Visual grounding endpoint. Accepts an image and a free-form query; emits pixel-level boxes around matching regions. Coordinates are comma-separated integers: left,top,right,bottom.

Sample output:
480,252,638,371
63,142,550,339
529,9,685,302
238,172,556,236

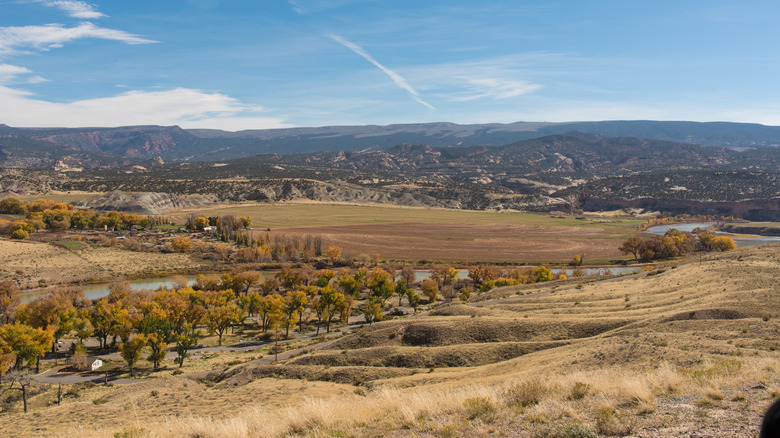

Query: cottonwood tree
406,289,421,313
16,291,77,352
421,279,439,303
119,334,147,378
0,323,53,371
205,296,244,347
173,324,199,368
327,246,343,264
367,268,395,306
316,287,344,333
0,280,20,324
232,271,261,296
395,278,411,306
283,290,308,336
362,297,384,324
258,294,285,332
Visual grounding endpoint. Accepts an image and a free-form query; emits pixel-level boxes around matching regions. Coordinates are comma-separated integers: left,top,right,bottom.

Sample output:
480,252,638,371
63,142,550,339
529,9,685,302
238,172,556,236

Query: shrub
505,378,546,407
553,424,598,438
594,406,634,436
463,397,496,422
10,229,28,239
569,381,590,400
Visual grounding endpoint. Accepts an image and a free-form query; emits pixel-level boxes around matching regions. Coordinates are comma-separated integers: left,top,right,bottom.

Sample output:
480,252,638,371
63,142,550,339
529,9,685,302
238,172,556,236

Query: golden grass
3,244,779,437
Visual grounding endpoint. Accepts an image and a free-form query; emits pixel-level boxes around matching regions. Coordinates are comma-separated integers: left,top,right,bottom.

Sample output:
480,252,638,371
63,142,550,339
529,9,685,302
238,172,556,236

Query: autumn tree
283,290,308,336
239,216,252,229
205,291,244,346
421,279,439,303
193,216,210,230
363,297,384,324
173,325,199,368
316,287,344,333
172,237,193,253
258,294,285,332
336,269,363,298
0,280,21,324
367,267,395,306
327,246,343,264
400,265,417,286
406,289,421,313
395,278,411,306
16,291,77,352
119,334,147,378
0,323,53,371
533,266,553,283
232,271,261,296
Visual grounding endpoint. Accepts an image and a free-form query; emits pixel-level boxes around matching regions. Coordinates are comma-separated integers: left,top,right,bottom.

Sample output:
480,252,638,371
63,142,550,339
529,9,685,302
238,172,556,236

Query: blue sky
1,0,779,130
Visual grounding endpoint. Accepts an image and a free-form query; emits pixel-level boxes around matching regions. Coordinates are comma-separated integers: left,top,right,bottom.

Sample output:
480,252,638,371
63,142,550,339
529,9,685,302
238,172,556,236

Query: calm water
24,264,641,304
21,275,200,303
645,222,780,247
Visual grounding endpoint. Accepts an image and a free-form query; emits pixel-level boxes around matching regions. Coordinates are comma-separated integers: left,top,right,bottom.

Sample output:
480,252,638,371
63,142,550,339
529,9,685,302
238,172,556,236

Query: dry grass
2,244,779,437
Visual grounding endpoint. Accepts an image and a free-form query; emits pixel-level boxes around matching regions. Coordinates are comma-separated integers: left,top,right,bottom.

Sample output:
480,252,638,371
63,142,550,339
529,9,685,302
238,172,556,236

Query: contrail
329,34,435,110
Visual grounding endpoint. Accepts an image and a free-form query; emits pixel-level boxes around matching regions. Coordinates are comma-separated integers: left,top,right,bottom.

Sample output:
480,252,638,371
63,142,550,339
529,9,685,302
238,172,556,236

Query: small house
203,226,217,234
87,357,103,371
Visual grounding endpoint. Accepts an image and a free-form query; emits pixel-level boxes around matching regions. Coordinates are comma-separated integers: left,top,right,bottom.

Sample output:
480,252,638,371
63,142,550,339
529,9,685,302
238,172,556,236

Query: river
645,222,780,247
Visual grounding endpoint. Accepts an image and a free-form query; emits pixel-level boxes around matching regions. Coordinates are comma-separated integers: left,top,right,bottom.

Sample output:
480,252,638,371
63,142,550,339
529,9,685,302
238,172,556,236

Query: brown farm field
172,202,643,263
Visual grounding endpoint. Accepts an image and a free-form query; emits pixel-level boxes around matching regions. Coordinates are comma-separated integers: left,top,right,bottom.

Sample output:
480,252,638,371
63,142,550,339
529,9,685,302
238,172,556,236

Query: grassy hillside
2,244,778,437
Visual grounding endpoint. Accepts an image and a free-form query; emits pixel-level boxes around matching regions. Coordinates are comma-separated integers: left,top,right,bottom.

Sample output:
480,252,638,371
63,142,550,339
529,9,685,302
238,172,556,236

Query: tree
4,370,33,412
421,279,439,303
239,216,252,229
336,269,363,298
70,346,88,371
711,236,737,252
618,237,643,260
395,278,410,306
533,266,553,283
193,216,210,230
119,334,147,378
0,338,15,380
316,287,344,333
16,291,77,353
171,237,193,253
0,323,53,371
283,290,308,336
0,280,20,324
327,246,343,264
0,197,25,214
400,265,417,286
258,294,285,332
205,292,244,346
146,333,168,370
173,326,199,368
367,267,395,306
335,295,354,325
406,289,421,313
232,271,261,296
363,297,384,324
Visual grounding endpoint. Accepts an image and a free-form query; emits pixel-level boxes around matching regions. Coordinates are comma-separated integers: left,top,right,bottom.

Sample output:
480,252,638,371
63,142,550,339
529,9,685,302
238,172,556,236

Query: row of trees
0,197,170,239
619,228,736,260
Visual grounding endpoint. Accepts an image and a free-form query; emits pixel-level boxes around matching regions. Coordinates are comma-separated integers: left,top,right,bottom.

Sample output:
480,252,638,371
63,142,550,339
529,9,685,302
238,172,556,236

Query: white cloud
329,34,435,110
0,86,291,130
0,64,32,83
40,1,106,19
0,22,156,56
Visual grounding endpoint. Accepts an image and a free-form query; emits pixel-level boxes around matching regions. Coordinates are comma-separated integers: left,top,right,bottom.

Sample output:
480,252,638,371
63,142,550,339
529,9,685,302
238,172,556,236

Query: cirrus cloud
39,1,106,19
0,22,156,56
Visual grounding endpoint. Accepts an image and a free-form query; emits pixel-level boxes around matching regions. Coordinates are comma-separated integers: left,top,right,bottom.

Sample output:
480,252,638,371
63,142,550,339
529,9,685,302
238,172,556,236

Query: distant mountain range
2,120,780,166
